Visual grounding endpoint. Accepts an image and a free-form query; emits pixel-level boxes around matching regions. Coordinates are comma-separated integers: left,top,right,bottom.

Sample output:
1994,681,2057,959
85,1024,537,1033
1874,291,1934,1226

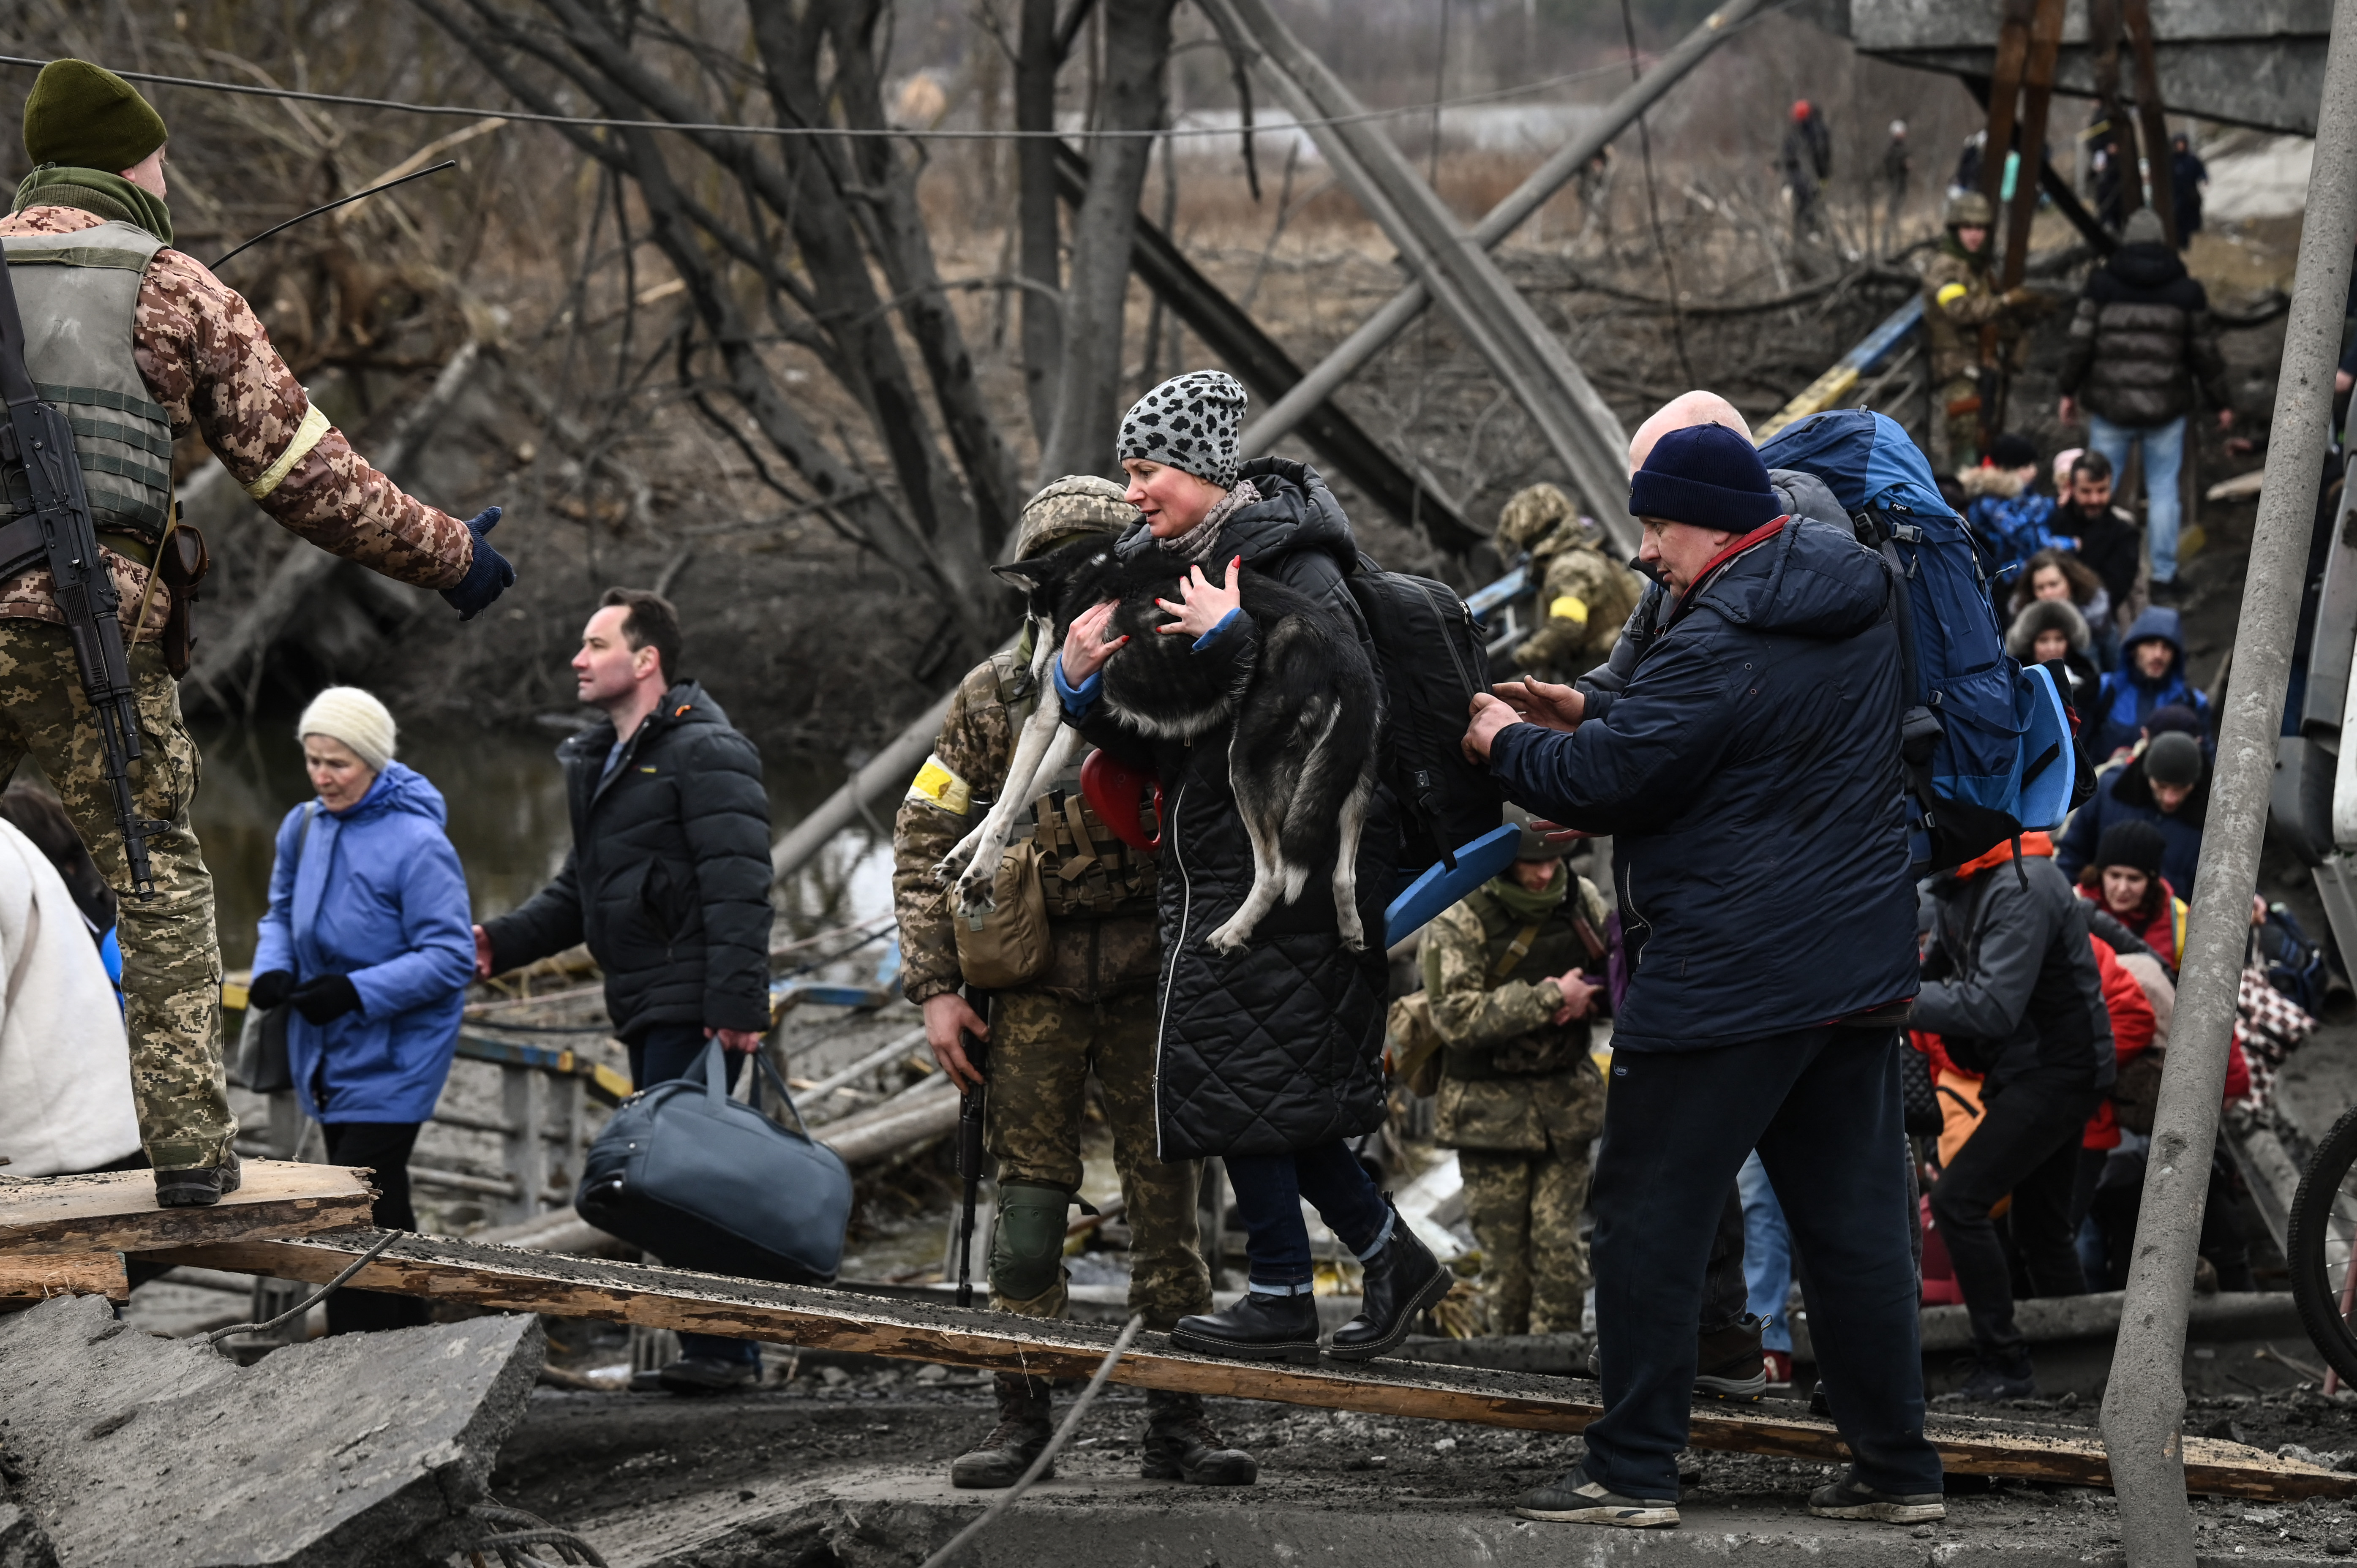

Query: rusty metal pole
2100,7,2357,1560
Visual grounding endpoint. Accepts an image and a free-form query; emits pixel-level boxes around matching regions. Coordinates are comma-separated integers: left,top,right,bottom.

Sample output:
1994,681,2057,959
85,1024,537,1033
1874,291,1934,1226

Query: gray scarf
1158,479,1260,565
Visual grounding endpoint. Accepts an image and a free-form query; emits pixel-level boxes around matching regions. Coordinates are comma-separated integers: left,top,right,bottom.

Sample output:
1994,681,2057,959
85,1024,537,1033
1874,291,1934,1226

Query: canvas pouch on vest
0,223,203,667
953,835,1053,988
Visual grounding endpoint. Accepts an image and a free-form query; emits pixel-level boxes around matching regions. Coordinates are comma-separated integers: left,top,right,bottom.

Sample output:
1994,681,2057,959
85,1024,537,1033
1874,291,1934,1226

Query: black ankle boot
949,1373,1054,1487
1328,1204,1451,1362
1142,1389,1258,1484
1171,1291,1321,1363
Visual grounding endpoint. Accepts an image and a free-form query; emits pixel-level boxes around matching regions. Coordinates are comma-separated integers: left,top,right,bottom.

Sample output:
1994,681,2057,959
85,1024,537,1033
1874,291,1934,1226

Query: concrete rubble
0,1293,542,1568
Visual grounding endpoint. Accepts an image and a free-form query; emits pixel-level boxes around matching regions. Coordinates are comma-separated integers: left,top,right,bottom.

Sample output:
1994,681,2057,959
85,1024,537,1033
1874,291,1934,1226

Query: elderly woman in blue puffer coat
250,686,474,1334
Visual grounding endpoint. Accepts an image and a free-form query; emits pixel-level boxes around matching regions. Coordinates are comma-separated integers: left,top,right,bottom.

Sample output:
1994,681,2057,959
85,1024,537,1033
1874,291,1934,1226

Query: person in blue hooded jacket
249,687,474,1334
2091,605,2209,760
1463,422,1942,1533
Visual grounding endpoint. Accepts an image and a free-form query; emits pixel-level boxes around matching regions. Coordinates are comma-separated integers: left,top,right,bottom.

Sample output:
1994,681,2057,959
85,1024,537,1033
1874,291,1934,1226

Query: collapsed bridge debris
127,1225,2357,1505
0,1293,541,1568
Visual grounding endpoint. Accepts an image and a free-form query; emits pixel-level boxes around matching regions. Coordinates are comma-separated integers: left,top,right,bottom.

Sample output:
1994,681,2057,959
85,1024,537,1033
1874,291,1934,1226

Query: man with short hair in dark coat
476,586,774,1392
1463,422,1943,1532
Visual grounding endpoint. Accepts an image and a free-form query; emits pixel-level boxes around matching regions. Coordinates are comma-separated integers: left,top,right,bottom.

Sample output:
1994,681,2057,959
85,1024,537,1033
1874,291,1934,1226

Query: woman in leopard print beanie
1054,370,1419,1367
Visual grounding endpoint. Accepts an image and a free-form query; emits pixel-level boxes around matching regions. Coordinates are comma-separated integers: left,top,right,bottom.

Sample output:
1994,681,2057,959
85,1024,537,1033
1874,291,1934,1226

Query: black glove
290,974,363,1025
247,969,294,1010
439,506,515,621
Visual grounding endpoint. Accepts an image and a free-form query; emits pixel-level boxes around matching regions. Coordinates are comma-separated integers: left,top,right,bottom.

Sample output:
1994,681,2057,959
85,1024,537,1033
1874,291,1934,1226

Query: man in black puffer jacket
2057,207,2233,598
477,588,773,1390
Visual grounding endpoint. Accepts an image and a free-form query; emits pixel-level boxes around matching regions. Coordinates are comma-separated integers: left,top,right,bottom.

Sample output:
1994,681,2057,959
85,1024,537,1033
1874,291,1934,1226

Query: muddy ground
488,1369,2357,1565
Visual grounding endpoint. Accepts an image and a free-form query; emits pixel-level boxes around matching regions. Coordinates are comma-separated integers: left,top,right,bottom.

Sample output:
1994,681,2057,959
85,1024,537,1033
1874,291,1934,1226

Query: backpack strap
1492,922,1547,982
1875,536,1945,832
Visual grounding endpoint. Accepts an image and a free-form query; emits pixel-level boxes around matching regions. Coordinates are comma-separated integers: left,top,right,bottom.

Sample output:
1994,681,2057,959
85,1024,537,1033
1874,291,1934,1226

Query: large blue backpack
1758,411,2090,874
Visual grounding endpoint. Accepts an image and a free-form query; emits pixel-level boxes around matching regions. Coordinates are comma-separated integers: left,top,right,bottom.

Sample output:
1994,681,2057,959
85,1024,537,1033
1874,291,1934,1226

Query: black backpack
1346,557,1504,871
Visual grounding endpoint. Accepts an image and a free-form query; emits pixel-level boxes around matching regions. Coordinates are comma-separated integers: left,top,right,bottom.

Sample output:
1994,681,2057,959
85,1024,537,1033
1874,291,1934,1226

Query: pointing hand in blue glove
441,506,515,621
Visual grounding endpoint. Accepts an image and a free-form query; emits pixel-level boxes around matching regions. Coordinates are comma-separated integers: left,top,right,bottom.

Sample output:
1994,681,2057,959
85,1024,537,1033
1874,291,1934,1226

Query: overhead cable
0,30,1788,144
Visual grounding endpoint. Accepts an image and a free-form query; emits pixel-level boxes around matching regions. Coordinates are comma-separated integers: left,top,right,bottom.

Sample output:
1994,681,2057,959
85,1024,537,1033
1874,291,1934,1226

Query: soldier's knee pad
989,1181,1072,1302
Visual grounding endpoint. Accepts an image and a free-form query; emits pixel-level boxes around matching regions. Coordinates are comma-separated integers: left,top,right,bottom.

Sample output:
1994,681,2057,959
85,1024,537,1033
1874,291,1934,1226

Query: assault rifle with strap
0,240,161,896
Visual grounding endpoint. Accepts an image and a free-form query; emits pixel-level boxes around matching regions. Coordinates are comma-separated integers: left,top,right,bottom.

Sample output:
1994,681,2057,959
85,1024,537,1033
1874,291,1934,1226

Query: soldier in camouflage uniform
1920,190,2046,475
1423,807,1609,1336
0,62,510,1205
1493,483,1641,684
893,475,1252,1490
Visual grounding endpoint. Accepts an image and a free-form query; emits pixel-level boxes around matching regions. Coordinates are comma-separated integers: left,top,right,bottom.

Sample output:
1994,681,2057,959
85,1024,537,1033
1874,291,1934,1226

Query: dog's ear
992,559,1049,593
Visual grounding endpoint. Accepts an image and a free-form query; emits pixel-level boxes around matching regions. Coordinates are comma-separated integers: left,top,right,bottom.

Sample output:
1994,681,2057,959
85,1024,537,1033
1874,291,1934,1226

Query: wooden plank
0,1161,376,1256
0,1250,127,1308
145,1230,2354,1503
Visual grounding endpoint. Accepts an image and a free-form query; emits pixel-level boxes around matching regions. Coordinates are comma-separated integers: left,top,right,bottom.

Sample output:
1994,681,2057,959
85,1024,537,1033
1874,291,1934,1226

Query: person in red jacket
2075,821,2185,970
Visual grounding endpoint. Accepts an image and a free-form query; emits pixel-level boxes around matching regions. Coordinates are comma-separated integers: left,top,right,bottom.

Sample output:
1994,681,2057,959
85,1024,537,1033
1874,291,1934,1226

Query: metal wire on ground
204,1230,402,1348
466,1503,608,1568
915,1315,1146,1568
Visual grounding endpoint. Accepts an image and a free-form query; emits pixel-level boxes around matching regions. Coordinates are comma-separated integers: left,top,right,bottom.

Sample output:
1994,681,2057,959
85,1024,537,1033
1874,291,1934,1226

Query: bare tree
1038,0,1180,479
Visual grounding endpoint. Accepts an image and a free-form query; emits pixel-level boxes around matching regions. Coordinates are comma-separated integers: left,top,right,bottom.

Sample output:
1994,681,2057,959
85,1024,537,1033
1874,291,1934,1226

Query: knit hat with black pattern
1117,370,1248,489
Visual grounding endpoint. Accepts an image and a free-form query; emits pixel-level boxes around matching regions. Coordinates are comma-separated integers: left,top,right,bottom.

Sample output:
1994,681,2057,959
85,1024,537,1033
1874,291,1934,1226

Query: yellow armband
243,403,330,500
1935,282,1970,310
907,753,973,816
1548,594,1590,626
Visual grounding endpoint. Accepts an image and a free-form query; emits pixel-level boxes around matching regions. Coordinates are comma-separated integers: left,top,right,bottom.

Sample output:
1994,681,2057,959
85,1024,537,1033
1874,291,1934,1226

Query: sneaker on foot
1936,1357,2034,1403
1514,1473,1679,1529
1692,1314,1768,1400
1808,1476,1946,1524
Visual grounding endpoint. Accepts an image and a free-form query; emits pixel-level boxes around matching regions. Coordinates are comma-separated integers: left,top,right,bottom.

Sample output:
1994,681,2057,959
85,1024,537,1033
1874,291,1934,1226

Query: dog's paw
930,852,970,887
1335,910,1367,952
1205,917,1254,953
954,872,997,915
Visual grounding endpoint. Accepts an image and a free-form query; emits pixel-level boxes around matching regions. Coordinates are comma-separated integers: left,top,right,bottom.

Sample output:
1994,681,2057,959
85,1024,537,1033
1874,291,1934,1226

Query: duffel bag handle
698,1035,817,1139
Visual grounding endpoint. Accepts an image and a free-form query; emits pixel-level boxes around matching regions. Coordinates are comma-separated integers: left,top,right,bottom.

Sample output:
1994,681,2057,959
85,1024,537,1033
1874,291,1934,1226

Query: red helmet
1792,99,1812,122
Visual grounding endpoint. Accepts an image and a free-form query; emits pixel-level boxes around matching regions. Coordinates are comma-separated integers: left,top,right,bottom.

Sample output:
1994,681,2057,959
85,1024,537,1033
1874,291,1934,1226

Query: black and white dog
936,535,1380,953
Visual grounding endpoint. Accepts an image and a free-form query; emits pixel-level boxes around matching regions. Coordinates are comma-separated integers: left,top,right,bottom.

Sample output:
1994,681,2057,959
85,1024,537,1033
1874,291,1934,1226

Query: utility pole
2100,5,2357,1560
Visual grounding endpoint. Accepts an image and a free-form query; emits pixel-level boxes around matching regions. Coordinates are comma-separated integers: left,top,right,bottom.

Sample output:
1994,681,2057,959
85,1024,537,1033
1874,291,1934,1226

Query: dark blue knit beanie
1627,423,1782,532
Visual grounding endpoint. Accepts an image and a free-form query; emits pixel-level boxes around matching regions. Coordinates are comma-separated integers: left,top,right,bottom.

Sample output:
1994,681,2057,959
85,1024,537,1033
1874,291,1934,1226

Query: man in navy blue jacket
1463,423,1942,1531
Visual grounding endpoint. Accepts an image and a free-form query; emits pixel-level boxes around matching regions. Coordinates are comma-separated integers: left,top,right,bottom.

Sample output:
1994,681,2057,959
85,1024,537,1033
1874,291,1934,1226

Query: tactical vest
1431,881,1601,1080
0,223,174,548
993,650,1158,920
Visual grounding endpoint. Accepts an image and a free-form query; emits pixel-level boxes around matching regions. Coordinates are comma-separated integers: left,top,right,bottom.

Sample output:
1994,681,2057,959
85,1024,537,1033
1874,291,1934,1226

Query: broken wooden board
0,1250,127,1308
0,1161,376,1256
147,1229,2352,1503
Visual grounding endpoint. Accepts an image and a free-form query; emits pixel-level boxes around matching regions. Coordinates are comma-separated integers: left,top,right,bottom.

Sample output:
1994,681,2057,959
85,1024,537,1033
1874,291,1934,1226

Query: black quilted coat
1083,458,1401,1160
2057,241,2231,428
482,683,774,1043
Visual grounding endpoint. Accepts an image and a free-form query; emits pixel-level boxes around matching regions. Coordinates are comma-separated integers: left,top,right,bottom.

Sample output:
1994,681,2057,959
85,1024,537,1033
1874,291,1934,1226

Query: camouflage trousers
1929,374,1982,476
1459,1143,1593,1336
985,985,1212,1332
0,619,234,1170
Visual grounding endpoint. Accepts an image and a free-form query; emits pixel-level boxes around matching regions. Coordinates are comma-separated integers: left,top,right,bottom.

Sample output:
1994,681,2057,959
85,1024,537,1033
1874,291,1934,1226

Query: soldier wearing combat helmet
1420,804,1610,1335
892,476,1253,1490
1920,188,2047,474
0,60,513,1207
1494,482,1640,684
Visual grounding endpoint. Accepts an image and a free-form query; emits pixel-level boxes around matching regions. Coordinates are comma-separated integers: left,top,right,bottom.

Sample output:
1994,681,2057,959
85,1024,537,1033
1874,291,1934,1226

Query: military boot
1141,1389,1258,1485
155,1150,242,1209
950,1373,1055,1488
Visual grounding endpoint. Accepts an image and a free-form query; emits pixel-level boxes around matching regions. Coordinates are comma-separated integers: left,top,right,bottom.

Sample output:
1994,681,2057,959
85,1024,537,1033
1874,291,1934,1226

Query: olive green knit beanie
23,59,166,174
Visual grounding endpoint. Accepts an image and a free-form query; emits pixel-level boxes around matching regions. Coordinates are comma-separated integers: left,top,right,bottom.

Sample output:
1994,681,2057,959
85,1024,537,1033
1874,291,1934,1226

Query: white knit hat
296,687,396,775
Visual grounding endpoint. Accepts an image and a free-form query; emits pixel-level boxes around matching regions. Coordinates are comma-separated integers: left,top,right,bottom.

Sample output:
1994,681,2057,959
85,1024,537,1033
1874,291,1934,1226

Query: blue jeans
630,1024,760,1367
1580,1028,1941,1502
1737,1151,1794,1354
2088,413,2187,584
1223,1142,1392,1294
